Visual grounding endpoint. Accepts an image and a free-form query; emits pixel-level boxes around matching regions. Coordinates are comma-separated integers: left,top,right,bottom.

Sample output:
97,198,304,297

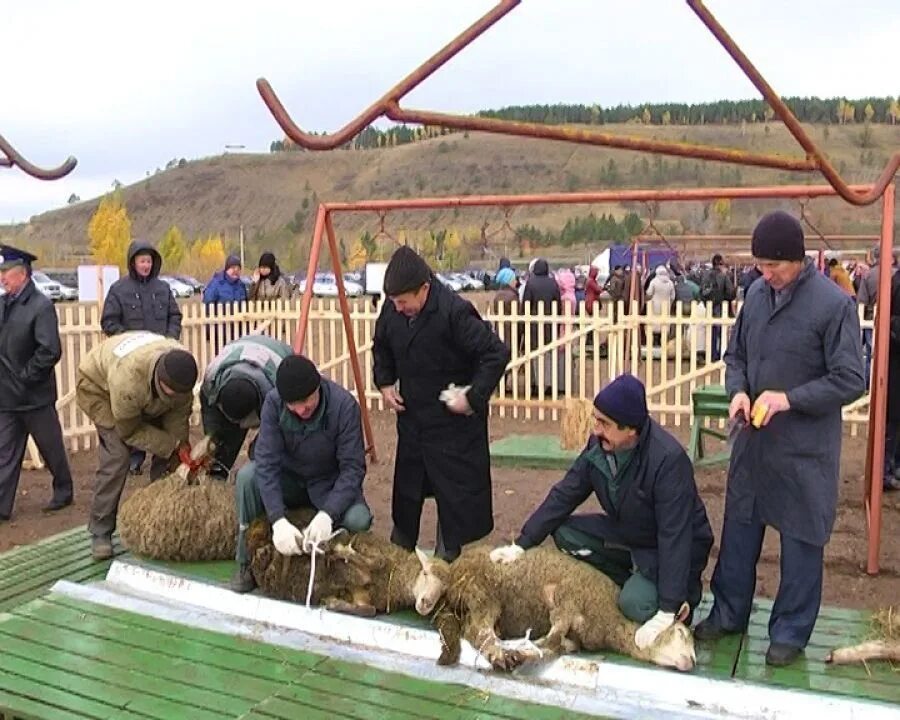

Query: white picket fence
43,297,874,458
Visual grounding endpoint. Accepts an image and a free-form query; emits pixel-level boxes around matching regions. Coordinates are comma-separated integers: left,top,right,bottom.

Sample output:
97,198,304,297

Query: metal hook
257,0,897,207
0,132,77,180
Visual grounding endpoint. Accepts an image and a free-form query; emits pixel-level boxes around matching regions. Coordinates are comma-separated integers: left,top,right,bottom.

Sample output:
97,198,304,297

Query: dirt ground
2,409,898,612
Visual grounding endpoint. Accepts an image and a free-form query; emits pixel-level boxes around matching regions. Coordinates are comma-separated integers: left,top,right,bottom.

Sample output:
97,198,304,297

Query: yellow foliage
347,239,368,270
181,235,227,280
158,225,186,271
88,192,131,271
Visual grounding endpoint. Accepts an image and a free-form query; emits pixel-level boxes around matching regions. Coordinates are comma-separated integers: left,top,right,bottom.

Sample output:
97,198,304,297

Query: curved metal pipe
0,133,77,180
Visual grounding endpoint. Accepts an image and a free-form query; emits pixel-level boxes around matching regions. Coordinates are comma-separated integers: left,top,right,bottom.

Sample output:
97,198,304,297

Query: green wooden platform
489,434,578,470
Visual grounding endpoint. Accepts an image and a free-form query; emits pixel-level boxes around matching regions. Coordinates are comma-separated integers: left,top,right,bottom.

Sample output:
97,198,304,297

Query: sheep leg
463,610,520,671
433,607,463,666
323,596,377,617
826,640,900,664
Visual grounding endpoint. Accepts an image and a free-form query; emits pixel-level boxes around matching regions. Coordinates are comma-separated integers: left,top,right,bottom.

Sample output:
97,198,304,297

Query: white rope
304,530,342,609
498,627,543,659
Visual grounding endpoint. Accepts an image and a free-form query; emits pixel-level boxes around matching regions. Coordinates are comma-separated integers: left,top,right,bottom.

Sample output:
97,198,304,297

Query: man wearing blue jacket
694,212,865,666
230,354,372,592
491,374,713,651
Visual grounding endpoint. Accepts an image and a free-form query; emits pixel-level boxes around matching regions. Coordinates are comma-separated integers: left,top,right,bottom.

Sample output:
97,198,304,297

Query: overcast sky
1,0,897,224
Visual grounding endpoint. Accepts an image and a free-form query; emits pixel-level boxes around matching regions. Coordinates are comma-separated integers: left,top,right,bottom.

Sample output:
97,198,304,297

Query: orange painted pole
866,184,894,575
293,205,327,354
324,214,377,463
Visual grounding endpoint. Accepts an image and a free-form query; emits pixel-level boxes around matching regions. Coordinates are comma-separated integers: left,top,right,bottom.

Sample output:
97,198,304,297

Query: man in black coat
694,212,865,667
0,246,73,521
491,374,713,650
521,258,561,394
101,239,182,475
374,246,510,561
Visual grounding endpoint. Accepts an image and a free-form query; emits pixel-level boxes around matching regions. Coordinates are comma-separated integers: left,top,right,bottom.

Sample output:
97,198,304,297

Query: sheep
560,399,595,450
415,546,696,673
245,510,444,617
826,606,899,665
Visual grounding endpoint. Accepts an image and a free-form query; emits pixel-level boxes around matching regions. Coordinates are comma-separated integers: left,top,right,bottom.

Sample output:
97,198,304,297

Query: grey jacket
101,240,182,338
725,259,865,546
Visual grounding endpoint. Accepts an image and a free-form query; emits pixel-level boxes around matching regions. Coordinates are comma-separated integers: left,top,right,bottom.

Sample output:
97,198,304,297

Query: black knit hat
156,350,198,393
220,378,259,421
751,211,805,262
276,355,321,402
258,252,276,269
593,374,648,430
383,246,431,296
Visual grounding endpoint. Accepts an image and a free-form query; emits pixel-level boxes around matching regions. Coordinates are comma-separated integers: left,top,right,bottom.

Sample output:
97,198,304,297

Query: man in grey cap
694,211,864,667
0,245,74,521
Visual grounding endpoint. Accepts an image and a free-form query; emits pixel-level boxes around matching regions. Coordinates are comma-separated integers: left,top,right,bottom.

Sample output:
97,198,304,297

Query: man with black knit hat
491,373,713,651
229,354,372,592
374,246,510,562
694,210,864,667
200,334,292,478
76,332,199,559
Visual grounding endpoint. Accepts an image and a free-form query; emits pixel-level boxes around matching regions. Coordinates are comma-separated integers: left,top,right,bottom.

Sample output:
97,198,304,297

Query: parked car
451,272,484,291
295,273,363,297
436,273,463,292
160,276,194,298
174,275,205,293
31,271,62,302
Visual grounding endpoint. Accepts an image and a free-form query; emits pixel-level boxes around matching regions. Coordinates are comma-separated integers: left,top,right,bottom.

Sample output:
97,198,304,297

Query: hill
3,120,898,271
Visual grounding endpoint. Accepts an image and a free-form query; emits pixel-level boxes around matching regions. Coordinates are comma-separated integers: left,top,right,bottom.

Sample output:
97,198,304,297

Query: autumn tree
88,192,132,271
182,235,227,280
159,225,187,271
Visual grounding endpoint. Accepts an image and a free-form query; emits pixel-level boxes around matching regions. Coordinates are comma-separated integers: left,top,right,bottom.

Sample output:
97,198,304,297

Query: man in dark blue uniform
0,245,73,521
491,374,713,650
694,212,865,666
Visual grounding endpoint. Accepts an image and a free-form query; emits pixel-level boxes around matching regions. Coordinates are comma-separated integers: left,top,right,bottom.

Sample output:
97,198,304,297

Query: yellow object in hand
751,402,768,428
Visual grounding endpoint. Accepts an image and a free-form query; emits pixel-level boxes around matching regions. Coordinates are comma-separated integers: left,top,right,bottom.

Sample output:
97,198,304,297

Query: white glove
439,383,473,416
301,510,333,554
272,517,304,556
489,544,525,564
634,610,676,649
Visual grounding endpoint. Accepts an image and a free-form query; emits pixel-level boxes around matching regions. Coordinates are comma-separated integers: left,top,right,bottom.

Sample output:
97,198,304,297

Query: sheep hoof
325,598,377,618
437,647,460,666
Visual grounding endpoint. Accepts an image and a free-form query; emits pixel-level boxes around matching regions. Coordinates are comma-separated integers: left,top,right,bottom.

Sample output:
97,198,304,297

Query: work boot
884,476,900,492
42,496,73,513
91,535,114,561
765,643,802,667
230,564,257,594
693,617,743,642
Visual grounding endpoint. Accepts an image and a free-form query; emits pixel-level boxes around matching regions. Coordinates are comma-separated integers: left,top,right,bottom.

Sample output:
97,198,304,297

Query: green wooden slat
132,557,236,584
0,633,258,718
0,561,115,613
265,691,423,720
0,669,139,720
0,549,115,594
0,526,90,565
0,686,97,720
241,696,351,720
0,537,113,587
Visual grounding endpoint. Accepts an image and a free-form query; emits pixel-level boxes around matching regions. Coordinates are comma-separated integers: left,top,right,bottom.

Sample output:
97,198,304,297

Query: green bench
688,384,731,467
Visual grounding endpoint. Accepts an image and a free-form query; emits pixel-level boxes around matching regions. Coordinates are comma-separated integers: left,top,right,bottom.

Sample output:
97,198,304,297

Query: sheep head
647,622,696,672
412,548,450,616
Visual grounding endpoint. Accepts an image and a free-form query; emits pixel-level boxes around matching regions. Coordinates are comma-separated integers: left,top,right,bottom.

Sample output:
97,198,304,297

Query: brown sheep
416,546,696,673
246,510,444,617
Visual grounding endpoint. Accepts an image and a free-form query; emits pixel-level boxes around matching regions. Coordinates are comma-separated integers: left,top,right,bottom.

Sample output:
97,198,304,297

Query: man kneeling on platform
490,374,713,649
230,354,373,593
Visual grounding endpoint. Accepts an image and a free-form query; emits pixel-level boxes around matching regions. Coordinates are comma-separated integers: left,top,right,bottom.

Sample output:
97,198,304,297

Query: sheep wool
560,399,595,450
827,606,899,664
118,472,237,561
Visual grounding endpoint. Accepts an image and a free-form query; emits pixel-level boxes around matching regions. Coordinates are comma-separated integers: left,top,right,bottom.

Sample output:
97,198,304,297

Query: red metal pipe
324,214,377,462
322,184,876,213
0,132,76,180
293,205,328,354
866,184,894,574
256,0,519,150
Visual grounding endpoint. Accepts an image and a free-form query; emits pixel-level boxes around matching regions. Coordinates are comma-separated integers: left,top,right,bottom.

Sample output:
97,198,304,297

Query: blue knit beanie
495,267,516,287
593,374,648,429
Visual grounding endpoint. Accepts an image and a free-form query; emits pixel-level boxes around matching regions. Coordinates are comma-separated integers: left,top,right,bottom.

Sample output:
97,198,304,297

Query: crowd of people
0,206,888,670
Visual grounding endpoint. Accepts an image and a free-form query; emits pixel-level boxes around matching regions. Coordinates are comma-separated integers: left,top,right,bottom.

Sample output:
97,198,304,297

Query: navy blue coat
253,379,366,523
203,271,247,305
725,259,865,546
517,420,713,614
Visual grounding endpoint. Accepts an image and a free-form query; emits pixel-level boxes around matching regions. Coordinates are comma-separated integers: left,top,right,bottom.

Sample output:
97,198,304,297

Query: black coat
101,240,182,338
0,280,61,412
889,271,900,423
373,279,510,549
517,420,713,614
521,260,561,346
725,259,865,546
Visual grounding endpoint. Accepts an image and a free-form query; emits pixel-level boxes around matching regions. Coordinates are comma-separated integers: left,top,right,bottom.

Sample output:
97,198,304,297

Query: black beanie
225,254,242,271
383,246,432,296
156,350,198,394
593,374,648,430
258,252,276,269
220,377,259,421
751,211,805,261
276,355,321,402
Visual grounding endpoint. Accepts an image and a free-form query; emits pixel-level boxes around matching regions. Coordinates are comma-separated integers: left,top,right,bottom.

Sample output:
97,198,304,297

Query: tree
642,107,652,125
712,198,731,230
661,110,671,126
88,192,131,270
185,235,227,279
67,193,80,205
159,225,187,270
864,103,875,122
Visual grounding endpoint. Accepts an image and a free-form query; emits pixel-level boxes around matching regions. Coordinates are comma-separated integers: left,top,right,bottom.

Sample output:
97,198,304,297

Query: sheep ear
676,602,690,623
414,547,431,570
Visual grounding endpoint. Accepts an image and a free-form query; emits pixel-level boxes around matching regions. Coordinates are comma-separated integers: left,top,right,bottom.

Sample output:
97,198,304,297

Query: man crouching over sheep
491,374,713,651
230,355,373,593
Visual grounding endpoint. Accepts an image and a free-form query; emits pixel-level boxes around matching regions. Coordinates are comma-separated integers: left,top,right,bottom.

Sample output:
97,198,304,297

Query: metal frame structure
0,132,76,180
289,183,894,574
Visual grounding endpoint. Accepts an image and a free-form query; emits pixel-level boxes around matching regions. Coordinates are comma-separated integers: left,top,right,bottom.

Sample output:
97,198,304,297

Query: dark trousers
0,406,73,518
883,420,900,485
705,509,824,648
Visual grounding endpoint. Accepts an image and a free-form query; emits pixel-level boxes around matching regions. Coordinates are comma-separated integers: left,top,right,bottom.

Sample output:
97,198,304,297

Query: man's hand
272,517,305,556
489,544,525,564
440,384,473,416
301,511,333,554
751,390,790,427
380,386,405,413
634,610,676,649
729,392,751,423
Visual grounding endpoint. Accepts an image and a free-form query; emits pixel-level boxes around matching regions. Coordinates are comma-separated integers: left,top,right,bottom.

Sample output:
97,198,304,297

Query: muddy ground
2,409,898,611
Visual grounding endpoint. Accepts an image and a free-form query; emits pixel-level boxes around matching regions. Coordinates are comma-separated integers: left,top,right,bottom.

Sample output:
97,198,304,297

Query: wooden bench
688,384,731,467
